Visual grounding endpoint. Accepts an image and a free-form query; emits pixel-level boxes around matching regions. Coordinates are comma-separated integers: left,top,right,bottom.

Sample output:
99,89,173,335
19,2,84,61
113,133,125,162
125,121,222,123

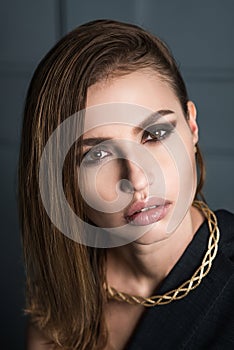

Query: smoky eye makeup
79,119,177,166
82,146,111,165
142,120,177,144
80,141,120,167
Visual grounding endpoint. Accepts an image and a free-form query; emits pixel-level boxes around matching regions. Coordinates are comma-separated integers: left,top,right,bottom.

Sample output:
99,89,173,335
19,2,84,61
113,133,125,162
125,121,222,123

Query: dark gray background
1,1,233,348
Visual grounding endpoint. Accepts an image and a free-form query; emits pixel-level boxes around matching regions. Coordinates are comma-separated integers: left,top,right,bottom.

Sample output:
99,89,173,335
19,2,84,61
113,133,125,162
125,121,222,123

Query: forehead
84,71,182,133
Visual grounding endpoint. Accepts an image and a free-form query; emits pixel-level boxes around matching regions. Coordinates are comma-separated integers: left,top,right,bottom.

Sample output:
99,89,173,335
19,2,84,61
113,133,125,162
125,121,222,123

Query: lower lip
126,203,171,226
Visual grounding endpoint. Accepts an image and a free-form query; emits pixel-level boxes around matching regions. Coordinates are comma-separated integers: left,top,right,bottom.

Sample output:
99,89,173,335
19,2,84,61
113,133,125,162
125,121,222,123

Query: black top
126,210,234,350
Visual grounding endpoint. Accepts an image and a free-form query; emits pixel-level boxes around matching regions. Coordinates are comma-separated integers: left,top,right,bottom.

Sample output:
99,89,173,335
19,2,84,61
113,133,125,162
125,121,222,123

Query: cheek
165,128,197,232
150,147,181,197
95,161,121,201
79,160,125,215
179,129,197,188
149,131,197,199
83,161,126,228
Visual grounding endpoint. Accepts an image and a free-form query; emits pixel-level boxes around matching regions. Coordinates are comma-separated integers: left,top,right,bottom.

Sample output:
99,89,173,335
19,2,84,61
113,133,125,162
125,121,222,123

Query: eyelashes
82,146,112,165
142,122,175,143
81,122,176,166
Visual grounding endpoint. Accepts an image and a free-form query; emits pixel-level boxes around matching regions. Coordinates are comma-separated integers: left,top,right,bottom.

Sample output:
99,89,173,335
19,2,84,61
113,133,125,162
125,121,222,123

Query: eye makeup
80,120,177,167
142,121,176,143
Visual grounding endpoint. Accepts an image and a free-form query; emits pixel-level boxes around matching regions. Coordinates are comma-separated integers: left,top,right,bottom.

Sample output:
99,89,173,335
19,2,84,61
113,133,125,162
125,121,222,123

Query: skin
83,69,205,349
27,69,205,350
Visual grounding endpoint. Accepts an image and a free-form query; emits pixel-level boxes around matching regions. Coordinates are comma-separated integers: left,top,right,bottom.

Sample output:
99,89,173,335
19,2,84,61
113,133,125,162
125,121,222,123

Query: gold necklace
105,201,220,307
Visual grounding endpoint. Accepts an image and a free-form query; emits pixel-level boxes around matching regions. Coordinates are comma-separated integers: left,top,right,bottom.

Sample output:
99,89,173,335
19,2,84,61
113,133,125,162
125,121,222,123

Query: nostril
119,179,134,193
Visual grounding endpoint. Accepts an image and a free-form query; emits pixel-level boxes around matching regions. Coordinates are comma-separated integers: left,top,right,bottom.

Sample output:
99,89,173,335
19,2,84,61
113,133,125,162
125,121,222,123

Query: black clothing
126,210,234,350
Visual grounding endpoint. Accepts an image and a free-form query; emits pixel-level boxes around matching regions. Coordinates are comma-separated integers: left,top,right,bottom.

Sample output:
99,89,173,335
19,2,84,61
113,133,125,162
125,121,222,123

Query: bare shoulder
27,323,56,350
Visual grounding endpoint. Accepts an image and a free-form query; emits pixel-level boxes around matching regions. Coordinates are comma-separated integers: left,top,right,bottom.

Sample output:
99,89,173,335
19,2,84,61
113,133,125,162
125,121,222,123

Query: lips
125,198,171,226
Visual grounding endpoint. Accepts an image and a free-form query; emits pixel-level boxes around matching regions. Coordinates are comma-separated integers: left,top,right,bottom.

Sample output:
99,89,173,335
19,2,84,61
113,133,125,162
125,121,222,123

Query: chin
133,225,173,245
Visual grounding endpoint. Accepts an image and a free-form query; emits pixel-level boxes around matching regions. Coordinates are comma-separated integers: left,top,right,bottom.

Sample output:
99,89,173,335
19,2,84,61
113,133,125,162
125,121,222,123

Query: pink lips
125,198,171,226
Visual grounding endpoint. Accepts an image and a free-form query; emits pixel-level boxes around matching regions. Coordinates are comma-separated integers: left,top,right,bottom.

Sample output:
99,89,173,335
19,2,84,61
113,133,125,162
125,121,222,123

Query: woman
19,19,234,349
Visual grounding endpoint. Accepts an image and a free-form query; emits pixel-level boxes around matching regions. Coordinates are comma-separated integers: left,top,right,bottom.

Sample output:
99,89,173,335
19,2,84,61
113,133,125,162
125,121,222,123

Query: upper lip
125,197,171,218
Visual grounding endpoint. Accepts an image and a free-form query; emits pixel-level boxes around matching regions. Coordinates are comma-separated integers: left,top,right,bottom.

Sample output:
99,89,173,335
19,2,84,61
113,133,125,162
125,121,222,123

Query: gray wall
1,1,233,348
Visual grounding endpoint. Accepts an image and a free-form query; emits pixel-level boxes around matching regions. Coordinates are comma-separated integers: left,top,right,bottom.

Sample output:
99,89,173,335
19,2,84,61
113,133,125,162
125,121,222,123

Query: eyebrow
82,109,175,147
133,109,175,135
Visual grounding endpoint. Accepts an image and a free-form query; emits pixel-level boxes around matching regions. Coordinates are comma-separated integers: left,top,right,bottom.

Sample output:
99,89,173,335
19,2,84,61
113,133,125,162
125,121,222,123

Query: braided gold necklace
105,201,220,307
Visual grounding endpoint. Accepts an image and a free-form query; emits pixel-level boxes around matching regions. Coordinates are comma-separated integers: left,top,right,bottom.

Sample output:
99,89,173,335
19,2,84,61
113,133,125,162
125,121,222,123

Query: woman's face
78,70,198,245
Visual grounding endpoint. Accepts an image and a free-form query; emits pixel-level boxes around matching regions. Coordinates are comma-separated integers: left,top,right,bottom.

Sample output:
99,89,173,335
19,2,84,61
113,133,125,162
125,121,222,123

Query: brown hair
18,19,205,349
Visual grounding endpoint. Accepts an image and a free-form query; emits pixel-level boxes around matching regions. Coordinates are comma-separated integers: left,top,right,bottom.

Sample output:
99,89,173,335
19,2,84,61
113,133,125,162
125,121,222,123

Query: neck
106,206,204,297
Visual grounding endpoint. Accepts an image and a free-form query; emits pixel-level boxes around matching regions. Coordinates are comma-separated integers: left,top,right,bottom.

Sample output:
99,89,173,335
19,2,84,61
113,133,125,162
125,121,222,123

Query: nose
119,159,154,194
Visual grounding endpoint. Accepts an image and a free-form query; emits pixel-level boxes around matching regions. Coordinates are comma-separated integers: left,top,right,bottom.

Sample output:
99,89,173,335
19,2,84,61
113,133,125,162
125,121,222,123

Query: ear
187,101,199,145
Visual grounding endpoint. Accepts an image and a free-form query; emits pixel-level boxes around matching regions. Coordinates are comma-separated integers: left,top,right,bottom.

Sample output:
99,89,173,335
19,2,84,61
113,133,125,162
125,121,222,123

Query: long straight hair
18,19,205,349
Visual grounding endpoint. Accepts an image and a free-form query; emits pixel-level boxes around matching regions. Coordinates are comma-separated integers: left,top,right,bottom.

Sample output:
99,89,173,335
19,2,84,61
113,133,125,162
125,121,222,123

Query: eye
82,147,111,165
142,123,175,143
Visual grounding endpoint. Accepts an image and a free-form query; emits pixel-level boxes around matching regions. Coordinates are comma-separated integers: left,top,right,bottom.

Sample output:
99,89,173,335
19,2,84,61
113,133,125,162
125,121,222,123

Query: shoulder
215,209,234,263
27,323,56,350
